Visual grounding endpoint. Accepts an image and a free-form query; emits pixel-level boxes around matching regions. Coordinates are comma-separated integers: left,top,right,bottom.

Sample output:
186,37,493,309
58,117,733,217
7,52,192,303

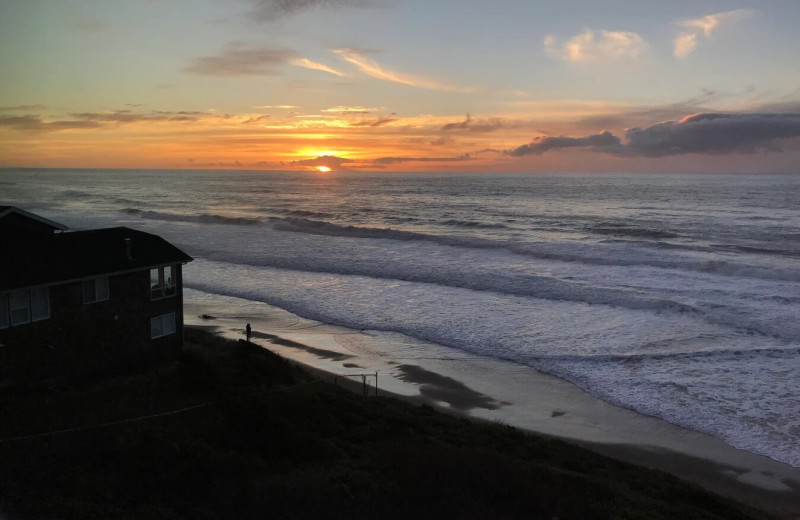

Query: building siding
0,264,184,385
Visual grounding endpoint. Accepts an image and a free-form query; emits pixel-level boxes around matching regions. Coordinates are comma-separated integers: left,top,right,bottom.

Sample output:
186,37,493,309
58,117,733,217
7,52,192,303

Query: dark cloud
624,113,800,157
442,113,506,133
0,110,216,133
506,131,620,157
442,113,472,130
370,154,470,164
185,43,295,76
0,104,46,111
71,110,208,123
0,115,101,133
506,112,800,158
248,0,371,22
292,155,352,168
350,116,398,127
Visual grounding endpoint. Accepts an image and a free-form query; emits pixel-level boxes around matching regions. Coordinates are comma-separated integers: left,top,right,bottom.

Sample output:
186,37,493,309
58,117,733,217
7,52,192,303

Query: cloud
545,29,647,62
350,116,398,127
290,58,345,76
185,43,295,76
0,115,101,133
506,131,621,156
292,155,351,169
505,112,800,158
673,32,697,58
332,48,476,92
0,109,222,133
0,104,47,112
248,0,370,22
442,113,472,130
674,9,755,58
624,113,800,156
442,113,506,133
370,154,470,165
321,106,377,113
680,9,754,37
255,105,299,109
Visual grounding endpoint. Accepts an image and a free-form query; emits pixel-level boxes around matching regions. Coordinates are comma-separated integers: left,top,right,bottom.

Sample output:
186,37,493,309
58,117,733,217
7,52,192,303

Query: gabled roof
1,226,193,291
0,206,68,232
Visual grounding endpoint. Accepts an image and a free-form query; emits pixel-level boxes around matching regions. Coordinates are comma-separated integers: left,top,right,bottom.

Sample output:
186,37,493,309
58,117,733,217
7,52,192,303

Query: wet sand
184,288,800,515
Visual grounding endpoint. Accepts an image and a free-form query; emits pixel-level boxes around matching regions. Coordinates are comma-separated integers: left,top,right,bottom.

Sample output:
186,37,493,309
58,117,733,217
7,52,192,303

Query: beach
184,287,800,514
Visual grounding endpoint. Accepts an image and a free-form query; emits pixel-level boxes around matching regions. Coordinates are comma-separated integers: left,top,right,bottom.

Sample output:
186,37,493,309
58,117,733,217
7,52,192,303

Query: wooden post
375,372,378,396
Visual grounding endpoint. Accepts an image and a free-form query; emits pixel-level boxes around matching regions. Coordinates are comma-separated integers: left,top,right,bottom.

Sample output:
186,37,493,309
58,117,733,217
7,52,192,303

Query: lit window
83,277,109,304
9,290,30,326
151,266,176,300
151,312,176,338
0,293,8,329
30,287,50,321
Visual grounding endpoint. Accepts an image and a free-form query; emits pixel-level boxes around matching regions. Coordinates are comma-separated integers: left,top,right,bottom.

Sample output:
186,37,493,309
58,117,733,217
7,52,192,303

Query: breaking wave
121,208,261,226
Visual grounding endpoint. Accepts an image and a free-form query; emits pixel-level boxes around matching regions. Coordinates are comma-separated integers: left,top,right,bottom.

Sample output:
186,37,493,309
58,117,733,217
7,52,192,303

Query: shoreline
184,288,800,515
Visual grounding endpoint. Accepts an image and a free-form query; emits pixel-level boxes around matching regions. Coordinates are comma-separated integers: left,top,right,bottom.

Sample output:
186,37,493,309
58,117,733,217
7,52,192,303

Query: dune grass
0,329,774,519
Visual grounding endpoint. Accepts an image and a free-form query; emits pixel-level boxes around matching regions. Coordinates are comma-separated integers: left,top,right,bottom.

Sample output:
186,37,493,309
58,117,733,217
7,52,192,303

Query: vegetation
0,329,773,519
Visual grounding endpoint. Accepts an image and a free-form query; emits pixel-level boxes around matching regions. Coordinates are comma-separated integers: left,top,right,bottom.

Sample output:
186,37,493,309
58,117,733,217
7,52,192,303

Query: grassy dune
0,329,774,519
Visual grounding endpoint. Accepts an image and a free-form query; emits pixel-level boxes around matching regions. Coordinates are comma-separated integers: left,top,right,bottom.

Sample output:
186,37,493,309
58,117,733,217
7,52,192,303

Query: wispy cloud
506,112,800,158
545,29,647,62
321,106,378,113
674,9,755,58
247,0,371,22
0,115,101,133
0,109,221,133
0,104,47,112
290,57,345,76
185,43,295,76
369,154,470,165
255,105,299,110
332,48,476,93
442,113,506,133
350,116,398,127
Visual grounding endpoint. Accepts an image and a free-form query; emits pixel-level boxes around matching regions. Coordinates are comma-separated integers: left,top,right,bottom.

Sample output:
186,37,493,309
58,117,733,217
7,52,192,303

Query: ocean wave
283,209,333,219
588,222,680,239
527,345,800,364
61,189,93,199
441,219,507,229
120,208,261,226
266,217,800,283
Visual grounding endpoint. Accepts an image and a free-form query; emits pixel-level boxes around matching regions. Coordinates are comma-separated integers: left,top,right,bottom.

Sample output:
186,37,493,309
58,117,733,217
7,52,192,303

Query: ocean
2,168,799,467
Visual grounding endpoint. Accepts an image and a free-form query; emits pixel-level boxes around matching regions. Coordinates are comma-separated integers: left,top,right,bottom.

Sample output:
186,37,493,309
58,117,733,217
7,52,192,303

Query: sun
315,166,331,173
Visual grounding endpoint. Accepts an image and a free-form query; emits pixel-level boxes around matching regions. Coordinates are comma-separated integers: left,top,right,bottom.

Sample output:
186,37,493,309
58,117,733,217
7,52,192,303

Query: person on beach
246,323,252,342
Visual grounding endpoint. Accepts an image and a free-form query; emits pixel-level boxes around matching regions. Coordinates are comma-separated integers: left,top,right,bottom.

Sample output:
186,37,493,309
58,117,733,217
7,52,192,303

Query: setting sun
316,166,331,172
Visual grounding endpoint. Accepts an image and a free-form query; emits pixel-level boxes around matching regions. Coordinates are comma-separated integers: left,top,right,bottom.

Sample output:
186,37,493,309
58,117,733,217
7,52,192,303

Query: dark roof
0,206,69,232
1,226,193,291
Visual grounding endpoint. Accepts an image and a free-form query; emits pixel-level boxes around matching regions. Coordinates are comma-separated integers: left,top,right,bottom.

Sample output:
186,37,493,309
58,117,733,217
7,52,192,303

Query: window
30,288,50,321
0,294,8,329
9,290,30,326
163,265,176,297
151,312,176,339
83,277,109,304
151,266,176,300
0,288,51,327
150,268,161,299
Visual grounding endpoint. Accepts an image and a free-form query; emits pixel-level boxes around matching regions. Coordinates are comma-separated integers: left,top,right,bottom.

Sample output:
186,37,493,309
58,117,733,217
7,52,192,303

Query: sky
1,0,800,173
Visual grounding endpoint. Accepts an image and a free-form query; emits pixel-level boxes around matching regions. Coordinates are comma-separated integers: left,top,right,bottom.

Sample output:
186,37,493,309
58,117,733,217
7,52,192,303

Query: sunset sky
2,0,800,173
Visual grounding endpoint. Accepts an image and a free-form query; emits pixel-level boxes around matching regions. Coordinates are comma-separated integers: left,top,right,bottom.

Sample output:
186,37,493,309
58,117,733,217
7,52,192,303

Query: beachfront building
0,206,192,385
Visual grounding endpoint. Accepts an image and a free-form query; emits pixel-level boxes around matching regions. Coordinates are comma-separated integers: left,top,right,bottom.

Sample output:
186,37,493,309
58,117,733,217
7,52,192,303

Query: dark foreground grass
0,329,773,519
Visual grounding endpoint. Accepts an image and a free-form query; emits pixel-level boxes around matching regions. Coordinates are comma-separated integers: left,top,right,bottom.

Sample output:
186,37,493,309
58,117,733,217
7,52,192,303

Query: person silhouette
246,323,252,342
